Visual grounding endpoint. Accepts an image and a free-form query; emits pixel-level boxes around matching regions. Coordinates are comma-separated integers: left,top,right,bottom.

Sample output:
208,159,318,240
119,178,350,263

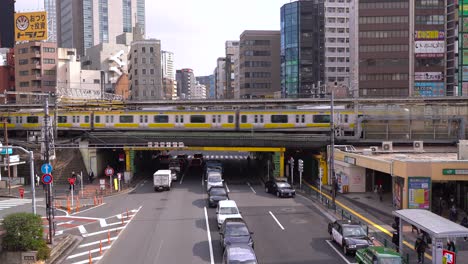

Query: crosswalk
0,198,44,211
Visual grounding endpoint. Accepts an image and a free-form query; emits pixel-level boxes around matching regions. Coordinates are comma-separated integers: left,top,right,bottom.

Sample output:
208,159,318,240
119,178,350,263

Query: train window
313,115,331,123
72,116,76,123
180,115,184,123
344,114,349,123
58,116,67,123
154,115,169,123
27,116,39,123
76,116,80,123
212,115,216,123
302,115,305,123
140,115,143,123
85,116,90,123
218,115,221,123
145,115,148,123
119,116,134,123
95,116,101,123
254,115,258,123
241,115,247,123
271,115,288,123
260,115,264,123
105,116,109,123
190,115,205,123
110,116,114,123
228,115,234,123
175,115,179,123
15,117,21,123
295,115,299,123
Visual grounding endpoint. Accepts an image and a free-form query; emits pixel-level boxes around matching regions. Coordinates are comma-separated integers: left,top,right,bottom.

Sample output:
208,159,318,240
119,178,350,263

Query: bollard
100,240,102,254
89,250,92,264
107,230,111,244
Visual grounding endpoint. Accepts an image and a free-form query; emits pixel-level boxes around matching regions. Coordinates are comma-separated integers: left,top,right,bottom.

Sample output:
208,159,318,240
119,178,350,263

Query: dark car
190,158,203,167
222,244,258,264
219,218,254,250
264,180,296,198
328,220,374,255
208,186,229,207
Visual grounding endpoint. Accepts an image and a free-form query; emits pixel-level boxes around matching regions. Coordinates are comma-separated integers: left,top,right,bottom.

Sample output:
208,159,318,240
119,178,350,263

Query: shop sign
408,177,431,210
414,82,445,97
443,169,468,175
344,156,356,165
414,72,443,81
14,11,48,41
415,41,444,54
414,30,445,40
463,17,468,30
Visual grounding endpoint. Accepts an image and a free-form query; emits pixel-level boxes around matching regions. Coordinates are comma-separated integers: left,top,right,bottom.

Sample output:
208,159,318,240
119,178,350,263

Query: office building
215,58,226,99
280,0,325,98
161,51,175,80
15,42,58,103
128,39,163,100
57,0,145,56
0,0,14,48
0,48,15,103
176,69,196,99
239,30,281,98
225,41,239,99
45,0,57,42
192,82,207,99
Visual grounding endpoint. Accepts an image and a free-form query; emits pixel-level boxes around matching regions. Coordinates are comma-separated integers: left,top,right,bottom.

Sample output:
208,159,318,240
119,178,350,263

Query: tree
2,212,44,251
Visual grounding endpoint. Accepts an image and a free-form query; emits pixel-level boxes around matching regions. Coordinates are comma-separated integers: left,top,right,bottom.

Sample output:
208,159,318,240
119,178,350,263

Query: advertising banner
415,72,443,81
414,82,445,97
415,41,445,55
408,177,431,210
392,176,404,210
415,30,445,40
463,66,468,81
14,11,48,41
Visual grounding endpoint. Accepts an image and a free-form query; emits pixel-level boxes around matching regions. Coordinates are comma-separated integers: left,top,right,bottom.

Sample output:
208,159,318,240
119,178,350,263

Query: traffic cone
94,196,97,206
89,250,92,263
100,240,102,255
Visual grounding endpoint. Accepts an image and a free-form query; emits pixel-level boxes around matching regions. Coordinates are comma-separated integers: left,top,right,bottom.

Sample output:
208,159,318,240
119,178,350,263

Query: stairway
51,149,89,184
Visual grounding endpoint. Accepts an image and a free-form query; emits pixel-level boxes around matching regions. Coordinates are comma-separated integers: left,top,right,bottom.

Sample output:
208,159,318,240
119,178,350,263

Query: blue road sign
0,148,12,155
41,163,53,174
41,174,53,185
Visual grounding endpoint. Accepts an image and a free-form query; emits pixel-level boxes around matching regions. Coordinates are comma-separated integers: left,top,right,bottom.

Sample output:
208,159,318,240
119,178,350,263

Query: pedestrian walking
449,205,458,222
414,236,427,264
88,170,94,184
35,174,40,187
378,185,384,202
447,239,456,252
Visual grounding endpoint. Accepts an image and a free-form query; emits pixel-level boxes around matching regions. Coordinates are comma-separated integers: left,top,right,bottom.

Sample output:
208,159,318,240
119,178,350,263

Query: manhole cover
160,198,168,201
291,218,308,224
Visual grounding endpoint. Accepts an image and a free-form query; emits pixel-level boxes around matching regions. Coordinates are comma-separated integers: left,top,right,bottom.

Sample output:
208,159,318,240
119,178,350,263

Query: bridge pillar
125,149,131,171
279,151,284,177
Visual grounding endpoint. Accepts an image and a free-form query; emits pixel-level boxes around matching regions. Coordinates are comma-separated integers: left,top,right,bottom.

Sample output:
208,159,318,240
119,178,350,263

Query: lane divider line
225,183,230,193
99,219,107,228
246,182,256,194
325,240,357,264
269,211,285,230
204,207,215,264
78,236,118,248
77,225,88,235
72,203,107,216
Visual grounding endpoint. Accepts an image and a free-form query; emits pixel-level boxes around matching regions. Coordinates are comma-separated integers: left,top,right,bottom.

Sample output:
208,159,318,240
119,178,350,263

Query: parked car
190,158,203,167
208,186,229,207
217,200,242,228
206,171,223,192
219,218,254,249
355,246,402,264
328,220,374,255
222,244,258,264
264,180,296,198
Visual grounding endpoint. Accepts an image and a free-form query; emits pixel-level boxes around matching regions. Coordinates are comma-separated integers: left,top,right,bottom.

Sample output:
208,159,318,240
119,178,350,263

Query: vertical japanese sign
408,177,431,210
459,1,468,95
14,11,48,42
393,176,404,210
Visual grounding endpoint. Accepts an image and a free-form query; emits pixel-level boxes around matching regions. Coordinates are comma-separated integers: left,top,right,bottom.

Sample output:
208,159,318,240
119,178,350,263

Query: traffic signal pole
44,98,54,244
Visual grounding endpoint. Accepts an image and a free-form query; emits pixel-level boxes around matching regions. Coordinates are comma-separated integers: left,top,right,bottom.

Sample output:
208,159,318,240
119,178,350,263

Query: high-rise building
161,51,175,80
45,0,57,42
215,58,226,99
350,0,452,97
192,82,207,99
239,30,281,98
281,0,325,98
176,69,196,99
57,0,145,56
0,0,14,48
128,39,163,100
15,42,58,103
196,75,212,99
225,41,239,99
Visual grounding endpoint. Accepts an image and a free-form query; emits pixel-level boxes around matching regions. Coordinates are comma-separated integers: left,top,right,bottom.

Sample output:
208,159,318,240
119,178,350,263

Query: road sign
41,163,53,174
41,174,53,185
68,177,76,185
105,167,114,177
117,173,122,180
443,249,455,264
0,148,12,155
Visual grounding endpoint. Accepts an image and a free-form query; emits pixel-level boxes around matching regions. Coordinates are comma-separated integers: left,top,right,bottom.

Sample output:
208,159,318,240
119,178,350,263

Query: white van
153,170,172,192
216,200,242,228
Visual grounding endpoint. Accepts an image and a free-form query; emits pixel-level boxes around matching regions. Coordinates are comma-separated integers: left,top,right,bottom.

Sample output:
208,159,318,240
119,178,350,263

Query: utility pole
44,98,54,244
330,82,336,208
3,118,11,195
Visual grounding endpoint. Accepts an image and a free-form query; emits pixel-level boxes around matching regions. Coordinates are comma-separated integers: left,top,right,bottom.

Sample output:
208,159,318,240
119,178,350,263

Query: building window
134,69,138,75
150,69,154,74
44,59,55,64
19,59,29,65
150,47,154,53
43,47,56,53
150,57,154,63
20,81,29,87
44,70,56,75
18,48,28,54
43,81,56,86
142,69,147,75
359,16,408,24
19,70,29,76
142,58,146,63
142,47,146,53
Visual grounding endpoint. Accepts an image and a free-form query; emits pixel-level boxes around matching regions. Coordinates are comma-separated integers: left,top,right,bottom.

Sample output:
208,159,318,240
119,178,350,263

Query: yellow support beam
123,146,286,152
125,150,131,171
280,152,284,177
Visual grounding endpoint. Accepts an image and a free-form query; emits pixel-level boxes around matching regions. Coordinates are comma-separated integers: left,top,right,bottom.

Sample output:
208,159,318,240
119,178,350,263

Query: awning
393,209,468,238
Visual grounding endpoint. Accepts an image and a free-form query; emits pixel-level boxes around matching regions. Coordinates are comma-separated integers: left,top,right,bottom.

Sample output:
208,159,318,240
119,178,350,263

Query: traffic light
298,159,304,172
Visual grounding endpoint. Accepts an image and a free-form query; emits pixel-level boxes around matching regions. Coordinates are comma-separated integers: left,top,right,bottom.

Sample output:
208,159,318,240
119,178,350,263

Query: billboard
414,72,443,81
414,82,445,97
407,177,431,210
415,41,444,54
14,11,48,42
414,30,445,40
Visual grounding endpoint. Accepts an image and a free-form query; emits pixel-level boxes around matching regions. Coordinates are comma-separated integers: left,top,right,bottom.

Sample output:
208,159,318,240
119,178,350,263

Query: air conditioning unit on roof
370,146,378,152
382,141,393,152
413,141,424,152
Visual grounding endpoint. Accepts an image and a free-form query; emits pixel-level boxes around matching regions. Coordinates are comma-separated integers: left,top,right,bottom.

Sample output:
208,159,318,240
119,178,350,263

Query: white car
216,200,242,228
206,171,223,192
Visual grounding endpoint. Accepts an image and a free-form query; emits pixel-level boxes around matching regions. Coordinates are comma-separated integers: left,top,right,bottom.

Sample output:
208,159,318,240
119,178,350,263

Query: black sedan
265,180,296,198
207,186,228,207
219,218,254,249
328,220,374,255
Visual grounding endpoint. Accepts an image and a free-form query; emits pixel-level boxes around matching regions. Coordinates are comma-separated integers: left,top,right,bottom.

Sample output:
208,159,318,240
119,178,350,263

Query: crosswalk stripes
0,198,44,211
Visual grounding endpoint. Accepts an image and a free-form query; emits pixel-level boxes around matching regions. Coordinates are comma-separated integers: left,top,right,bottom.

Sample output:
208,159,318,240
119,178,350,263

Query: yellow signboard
14,11,48,42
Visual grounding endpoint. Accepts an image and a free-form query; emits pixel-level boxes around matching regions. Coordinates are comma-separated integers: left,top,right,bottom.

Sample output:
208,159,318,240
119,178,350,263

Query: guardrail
300,182,410,264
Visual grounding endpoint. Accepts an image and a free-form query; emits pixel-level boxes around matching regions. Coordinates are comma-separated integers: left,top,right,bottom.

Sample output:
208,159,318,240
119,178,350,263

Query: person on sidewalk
378,185,384,202
415,236,427,264
88,170,94,184
411,225,420,235
449,205,458,222
35,174,40,187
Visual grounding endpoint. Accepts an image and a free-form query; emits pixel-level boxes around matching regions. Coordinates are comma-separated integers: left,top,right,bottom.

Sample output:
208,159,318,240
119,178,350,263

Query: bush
2,212,44,251
36,243,51,260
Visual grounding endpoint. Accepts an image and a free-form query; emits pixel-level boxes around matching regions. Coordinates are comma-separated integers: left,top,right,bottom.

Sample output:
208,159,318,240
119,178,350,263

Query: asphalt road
63,154,348,264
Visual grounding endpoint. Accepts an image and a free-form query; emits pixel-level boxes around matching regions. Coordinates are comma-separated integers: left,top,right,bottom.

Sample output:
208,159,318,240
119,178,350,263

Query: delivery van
153,170,172,191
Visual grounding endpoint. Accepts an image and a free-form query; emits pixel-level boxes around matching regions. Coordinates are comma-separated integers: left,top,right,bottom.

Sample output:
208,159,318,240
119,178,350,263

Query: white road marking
179,172,186,184
247,182,256,194
225,183,230,193
99,219,108,228
55,230,63,236
106,220,130,227
204,207,215,264
116,214,135,219
325,240,357,264
78,236,118,248
269,211,285,230
67,246,111,259
71,256,102,264
82,226,125,238
155,239,164,262
71,203,106,215
57,221,73,226
77,225,88,235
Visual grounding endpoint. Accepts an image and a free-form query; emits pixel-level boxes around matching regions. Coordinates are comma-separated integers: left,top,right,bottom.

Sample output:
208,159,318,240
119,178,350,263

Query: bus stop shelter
393,209,468,264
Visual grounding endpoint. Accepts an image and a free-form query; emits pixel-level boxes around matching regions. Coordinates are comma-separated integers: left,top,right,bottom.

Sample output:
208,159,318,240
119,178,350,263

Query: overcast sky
15,0,288,76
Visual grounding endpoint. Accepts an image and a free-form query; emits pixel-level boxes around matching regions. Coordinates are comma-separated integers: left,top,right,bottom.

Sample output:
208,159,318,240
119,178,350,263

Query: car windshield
276,182,291,188
208,176,222,182
343,226,367,237
219,207,239,214
379,257,402,264
210,188,226,196
225,224,250,236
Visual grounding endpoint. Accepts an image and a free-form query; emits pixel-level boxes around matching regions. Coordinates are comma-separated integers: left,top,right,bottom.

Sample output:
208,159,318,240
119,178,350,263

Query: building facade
281,1,325,98
176,69,196,99
128,39,163,100
196,75,212,99
57,0,145,56
0,0,14,48
239,30,281,98
192,82,207,99
225,41,239,99
15,42,58,103
45,0,57,42
161,51,175,80
162,77,177,100
215,58,226,99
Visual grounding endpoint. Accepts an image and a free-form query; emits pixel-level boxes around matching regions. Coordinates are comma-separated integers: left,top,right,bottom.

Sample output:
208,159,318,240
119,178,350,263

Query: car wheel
343,245,348,255
276,191,280,197
265,187,269,193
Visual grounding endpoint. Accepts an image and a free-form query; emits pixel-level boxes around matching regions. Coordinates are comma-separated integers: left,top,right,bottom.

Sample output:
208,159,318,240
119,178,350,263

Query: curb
46,234,83,264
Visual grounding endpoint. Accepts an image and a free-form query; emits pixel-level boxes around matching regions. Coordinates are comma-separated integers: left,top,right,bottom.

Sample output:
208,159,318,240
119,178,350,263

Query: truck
153,170,172,191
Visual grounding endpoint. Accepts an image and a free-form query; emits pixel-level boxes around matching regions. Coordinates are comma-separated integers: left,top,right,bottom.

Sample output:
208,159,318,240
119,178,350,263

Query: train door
212,114,222,129
174,114,185,129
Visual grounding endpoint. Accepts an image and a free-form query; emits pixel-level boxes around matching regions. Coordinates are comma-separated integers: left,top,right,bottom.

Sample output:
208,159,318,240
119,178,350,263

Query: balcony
32,51,41,58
